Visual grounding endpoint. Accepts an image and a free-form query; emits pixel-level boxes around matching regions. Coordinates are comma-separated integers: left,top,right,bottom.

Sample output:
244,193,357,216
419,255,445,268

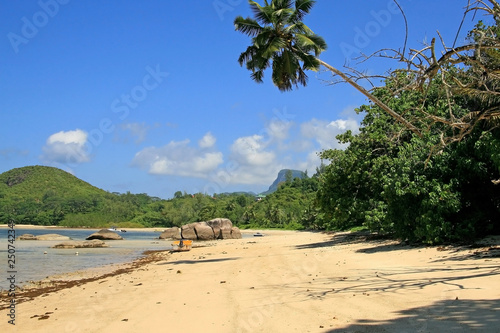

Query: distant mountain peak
260,169,307,195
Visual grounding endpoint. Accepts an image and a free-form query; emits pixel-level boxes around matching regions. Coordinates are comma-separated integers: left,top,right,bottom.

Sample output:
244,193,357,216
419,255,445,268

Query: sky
0,0,483,199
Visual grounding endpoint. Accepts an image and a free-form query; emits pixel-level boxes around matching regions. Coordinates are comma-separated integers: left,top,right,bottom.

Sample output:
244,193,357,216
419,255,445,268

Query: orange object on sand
171,240,192,251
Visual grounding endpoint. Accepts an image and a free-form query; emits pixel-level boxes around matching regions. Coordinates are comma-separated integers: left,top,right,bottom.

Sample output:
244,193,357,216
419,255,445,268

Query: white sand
1,230,499,332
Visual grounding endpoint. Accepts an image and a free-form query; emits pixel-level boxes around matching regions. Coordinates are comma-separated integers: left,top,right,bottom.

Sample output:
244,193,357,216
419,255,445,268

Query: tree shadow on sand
295,231,407,252
326,298,500,332
295,232,500,258
258,264,500,304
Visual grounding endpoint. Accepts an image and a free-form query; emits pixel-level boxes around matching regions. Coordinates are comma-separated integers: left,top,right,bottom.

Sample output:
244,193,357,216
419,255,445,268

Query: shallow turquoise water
0,227,169,289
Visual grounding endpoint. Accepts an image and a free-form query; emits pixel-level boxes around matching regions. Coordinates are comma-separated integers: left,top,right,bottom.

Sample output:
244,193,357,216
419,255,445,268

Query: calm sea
0,227,170,290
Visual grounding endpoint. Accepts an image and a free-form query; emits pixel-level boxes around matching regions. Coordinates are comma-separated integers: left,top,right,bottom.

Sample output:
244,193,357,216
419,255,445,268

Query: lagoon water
0,227,170,290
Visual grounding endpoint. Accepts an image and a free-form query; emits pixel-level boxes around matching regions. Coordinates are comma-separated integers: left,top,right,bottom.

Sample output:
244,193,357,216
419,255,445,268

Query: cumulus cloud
130,116,360,190
223,135,282,185
41,129,90,164
132,133,223,178
198,132,216,148
266,117,293,141
301,118,359,150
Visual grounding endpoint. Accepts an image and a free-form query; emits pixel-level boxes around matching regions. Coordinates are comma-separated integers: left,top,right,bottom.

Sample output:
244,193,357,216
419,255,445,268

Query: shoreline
1,230,499,332
0,224,166,233
0,249,172,311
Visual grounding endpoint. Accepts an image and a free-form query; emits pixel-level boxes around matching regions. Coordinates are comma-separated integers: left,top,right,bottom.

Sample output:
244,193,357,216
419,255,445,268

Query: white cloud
41,129,90,164
131,117,360,190
301,118,359,150
266,117,293,141
132,135,223,178
198,132,216,148
223,135,282,185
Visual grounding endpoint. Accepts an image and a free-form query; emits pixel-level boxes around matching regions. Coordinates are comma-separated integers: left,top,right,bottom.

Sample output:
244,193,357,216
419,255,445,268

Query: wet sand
1,230,499,332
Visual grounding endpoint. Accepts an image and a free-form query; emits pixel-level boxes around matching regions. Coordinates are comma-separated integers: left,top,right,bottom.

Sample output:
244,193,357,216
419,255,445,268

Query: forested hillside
0,166,318,230
0,166,161,227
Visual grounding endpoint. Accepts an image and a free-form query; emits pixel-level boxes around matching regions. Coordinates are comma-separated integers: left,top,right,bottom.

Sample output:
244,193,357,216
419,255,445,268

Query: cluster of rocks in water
16,218,241,249
17,234,72,241
159,218,242,240
52,239,108,248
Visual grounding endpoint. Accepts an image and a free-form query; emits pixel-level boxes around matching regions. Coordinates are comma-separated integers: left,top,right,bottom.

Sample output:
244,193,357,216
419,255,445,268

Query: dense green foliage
0,166,318,230
316,71,500,243
0,166,163,228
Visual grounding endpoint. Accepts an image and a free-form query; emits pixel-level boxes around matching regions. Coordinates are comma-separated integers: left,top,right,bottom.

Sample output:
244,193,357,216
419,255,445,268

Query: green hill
0,165,107,199
0,166,151,227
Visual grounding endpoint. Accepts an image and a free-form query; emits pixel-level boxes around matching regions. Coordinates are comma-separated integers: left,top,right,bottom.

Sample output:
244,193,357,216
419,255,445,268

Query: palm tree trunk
318,59,422,137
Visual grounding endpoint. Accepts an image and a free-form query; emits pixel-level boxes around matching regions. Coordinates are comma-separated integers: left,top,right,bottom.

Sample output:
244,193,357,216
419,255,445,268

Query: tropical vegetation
1,1,498,245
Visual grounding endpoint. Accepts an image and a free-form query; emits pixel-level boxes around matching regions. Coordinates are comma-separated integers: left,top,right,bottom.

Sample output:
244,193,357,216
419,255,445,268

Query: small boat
108,227,126,232
253,232,264,237
171,240,193,252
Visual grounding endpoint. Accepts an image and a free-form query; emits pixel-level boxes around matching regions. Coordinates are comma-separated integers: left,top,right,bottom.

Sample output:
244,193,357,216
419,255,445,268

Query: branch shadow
326,299,500,332
253,265,500,305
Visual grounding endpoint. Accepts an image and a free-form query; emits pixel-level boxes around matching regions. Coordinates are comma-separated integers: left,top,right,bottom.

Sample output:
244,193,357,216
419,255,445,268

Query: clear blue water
0,227,170,289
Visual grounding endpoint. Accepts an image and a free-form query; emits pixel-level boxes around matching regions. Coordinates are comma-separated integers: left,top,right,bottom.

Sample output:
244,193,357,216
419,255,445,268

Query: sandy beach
1,229,499,332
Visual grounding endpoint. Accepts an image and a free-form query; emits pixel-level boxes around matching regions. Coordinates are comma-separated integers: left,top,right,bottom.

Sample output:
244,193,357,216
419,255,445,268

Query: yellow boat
171,240,192,252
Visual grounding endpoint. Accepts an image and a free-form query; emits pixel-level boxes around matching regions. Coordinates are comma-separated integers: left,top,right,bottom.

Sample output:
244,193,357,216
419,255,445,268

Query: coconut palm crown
234,0,422,136
234,0,327,92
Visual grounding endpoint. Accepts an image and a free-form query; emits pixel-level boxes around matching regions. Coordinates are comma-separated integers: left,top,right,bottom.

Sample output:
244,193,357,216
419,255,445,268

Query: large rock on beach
180,218,242,240
159,227,181,240
86,229,123,240
52,240,108,249
194,222,215,240
230,227,242,239
181,224,197,240
206,218,233,239
17,233,71,241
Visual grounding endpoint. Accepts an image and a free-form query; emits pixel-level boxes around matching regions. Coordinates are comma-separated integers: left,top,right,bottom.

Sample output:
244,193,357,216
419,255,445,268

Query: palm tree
234,0,421,136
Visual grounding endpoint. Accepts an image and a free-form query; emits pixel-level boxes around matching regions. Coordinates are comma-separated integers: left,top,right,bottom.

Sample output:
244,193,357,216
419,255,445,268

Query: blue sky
0,0,481,199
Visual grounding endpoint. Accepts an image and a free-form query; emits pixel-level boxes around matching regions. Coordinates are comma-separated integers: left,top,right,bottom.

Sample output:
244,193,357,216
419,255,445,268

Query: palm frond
234,16,264,37
272,8,294,23
251,69,266,83
297,66,308,86
290,0,315,23
252,28,275,48
249,1,274,25
238,45,258,66
296,52,320,71
295,33,327,56
262,36,288,58
285,21,313,35
271,0,293,10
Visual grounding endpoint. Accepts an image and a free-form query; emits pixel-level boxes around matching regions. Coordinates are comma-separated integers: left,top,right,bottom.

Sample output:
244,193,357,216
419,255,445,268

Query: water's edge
0,227,169,289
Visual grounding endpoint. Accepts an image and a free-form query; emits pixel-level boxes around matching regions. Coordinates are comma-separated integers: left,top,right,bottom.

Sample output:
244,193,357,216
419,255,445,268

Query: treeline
0,166,319,230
